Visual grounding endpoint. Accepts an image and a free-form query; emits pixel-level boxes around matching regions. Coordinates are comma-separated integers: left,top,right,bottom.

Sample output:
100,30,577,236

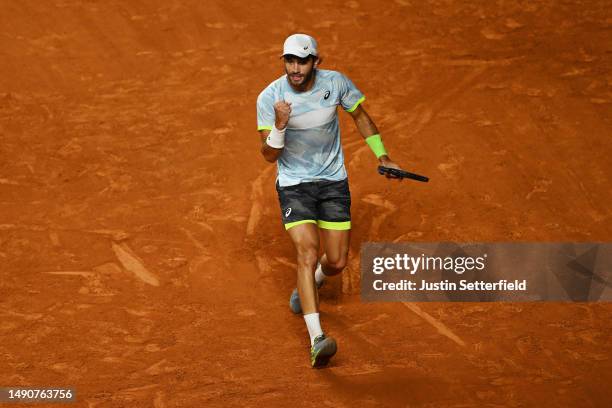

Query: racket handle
378,166,429,182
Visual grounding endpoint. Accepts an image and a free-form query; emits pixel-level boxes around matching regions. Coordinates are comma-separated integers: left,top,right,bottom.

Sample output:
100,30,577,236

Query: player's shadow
318,365,446,406
316,311,449,406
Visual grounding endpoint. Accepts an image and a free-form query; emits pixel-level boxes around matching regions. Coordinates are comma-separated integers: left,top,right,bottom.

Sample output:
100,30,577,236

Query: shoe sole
311,339,337,368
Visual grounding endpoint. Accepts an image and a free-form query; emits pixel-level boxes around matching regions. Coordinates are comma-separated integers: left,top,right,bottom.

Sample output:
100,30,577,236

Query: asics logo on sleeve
324,90,331,100
285,208,292,217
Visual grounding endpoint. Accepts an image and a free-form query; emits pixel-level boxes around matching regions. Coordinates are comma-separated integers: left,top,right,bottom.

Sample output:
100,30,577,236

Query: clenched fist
274,101,292,130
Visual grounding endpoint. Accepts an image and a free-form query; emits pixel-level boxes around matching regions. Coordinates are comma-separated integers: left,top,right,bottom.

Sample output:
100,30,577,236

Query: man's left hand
378,156,404,179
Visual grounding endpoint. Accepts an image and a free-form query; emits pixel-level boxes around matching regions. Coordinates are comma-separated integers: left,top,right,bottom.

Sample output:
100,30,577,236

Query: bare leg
319,228,350,277
287,223,320,314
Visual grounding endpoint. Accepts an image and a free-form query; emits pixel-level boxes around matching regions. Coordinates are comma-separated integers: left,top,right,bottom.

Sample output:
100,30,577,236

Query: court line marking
401,302,466,347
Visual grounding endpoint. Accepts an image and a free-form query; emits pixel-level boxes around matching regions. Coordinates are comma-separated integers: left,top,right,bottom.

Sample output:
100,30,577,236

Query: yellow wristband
365,134,387,158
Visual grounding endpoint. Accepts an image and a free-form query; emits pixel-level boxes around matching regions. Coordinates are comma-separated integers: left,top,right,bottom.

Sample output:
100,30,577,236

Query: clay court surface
1,0,611,406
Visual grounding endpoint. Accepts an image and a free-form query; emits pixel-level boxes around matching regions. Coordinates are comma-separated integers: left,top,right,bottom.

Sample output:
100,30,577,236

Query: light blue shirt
257,69,365,187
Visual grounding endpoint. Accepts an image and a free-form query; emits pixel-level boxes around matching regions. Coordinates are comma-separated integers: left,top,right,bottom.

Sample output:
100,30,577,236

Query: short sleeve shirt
256,69,365,187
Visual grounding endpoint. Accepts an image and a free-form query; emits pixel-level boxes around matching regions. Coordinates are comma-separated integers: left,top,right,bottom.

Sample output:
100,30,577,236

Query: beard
286,67,315,88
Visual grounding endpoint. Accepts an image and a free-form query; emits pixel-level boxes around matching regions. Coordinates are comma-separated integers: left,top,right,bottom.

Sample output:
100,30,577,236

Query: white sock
303,313,323,346
315,263,326,286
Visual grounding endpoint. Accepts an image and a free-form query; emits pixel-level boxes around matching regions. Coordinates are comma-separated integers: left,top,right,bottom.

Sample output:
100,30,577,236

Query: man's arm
258,101,292,163
347,105,402,172
259,129,282,162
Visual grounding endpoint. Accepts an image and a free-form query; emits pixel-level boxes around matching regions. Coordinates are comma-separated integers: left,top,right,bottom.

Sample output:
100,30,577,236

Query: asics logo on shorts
285,208,292,217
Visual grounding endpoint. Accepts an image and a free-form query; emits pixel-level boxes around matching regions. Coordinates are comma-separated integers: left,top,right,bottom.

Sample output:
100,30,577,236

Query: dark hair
283,54,317,63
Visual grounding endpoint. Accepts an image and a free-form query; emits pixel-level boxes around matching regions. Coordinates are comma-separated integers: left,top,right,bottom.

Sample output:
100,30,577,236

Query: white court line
401,302,466,347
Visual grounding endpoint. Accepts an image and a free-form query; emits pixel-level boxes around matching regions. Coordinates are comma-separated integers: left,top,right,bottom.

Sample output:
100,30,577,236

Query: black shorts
276,178,351,230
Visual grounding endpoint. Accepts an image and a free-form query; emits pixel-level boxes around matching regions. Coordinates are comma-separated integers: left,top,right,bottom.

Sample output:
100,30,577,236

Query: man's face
284,55,316,88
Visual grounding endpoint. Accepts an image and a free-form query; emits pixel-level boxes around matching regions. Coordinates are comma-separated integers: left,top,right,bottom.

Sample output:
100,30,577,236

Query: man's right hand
274,101,292,129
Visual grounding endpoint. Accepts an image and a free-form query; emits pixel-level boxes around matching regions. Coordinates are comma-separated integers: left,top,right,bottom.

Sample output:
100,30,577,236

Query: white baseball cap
282,33,318,58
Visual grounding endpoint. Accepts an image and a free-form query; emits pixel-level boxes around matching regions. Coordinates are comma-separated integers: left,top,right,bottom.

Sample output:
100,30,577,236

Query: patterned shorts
276,178,351,230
